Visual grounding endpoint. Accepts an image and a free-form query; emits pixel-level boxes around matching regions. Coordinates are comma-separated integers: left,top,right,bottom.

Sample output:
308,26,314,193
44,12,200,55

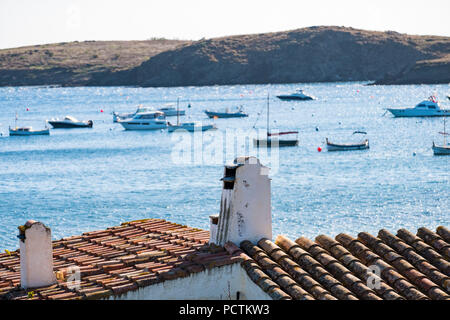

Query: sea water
0,82,448,250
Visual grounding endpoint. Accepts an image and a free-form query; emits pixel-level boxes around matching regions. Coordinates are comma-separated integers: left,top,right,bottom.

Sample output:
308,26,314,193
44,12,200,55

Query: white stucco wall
109,263,271,300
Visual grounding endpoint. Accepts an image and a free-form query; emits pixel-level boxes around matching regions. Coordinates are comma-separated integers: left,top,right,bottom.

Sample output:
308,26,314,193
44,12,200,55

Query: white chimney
19,220,56,289
211,156,272,246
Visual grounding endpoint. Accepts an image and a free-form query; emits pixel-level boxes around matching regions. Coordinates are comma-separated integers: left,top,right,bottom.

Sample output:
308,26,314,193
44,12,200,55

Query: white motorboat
113,105,154,122
277,89,315,101
113,105,185,122
48,116,93,128
118,111,169,130
9,126,50,136
432,118,450,155
387,96,450,117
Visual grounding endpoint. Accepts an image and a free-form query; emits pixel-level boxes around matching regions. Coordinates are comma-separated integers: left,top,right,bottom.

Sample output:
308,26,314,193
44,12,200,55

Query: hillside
0,39,190,86
0,27,449,87
128,26,450,86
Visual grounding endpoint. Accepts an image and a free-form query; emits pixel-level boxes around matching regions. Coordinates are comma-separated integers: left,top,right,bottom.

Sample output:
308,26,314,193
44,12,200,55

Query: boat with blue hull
432,118,450,155
9,127,50,136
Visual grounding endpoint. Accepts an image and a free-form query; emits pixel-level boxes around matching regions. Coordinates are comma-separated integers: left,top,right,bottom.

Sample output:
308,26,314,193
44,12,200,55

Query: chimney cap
25,220,38,227
233,156,260,165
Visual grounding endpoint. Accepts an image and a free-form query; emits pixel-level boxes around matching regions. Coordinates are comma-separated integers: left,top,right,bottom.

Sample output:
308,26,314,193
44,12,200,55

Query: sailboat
432,118,450,155
253,94,299,147
168,98,217,132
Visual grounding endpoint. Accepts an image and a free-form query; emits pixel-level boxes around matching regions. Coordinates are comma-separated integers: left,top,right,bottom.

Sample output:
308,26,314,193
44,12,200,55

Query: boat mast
267,93,270,137
176,97,180,126
444,117,447,145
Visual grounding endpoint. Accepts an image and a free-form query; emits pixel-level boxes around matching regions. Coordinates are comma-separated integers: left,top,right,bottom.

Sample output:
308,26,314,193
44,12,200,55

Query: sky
0,0,449,49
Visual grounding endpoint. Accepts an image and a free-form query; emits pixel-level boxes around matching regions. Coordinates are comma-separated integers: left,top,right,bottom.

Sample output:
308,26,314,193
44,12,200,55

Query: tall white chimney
211,156,272,246
18,220,56,289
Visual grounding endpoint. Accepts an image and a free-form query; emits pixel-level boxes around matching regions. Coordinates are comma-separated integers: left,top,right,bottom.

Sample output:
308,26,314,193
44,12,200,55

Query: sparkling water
0,82,448,250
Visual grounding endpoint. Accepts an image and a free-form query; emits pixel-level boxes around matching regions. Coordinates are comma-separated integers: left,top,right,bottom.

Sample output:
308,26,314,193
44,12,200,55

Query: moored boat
168,98,216,132
9,127,50,136
158,106,186,117
432,118,450,155
277,89,315,101
432,143,450,155
168,122,217,132
113,105,185,122
118,111,169,130
48,116,93,128
254,132,299,147
204,107,248,118
387,96,450,117
254,94,299,148
326,138,369,151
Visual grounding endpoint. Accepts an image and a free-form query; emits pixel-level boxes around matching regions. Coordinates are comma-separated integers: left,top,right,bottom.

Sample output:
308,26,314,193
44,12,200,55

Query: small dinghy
326,138,369,151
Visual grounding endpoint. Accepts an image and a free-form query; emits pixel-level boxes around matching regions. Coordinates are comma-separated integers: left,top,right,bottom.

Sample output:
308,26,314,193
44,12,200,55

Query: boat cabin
12,127,32,132
414,100,440,110
132,111,164,120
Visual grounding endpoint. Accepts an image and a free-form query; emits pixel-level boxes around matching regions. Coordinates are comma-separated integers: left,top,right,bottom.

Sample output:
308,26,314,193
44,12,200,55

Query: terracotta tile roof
240,226,450,300
0,219,244,300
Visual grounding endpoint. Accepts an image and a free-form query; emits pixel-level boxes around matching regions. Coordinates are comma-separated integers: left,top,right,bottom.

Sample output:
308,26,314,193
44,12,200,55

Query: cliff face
0,27,449,87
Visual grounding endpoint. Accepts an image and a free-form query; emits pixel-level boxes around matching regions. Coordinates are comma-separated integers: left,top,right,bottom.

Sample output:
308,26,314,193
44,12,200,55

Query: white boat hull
387,108,450,117
326,139,369,151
